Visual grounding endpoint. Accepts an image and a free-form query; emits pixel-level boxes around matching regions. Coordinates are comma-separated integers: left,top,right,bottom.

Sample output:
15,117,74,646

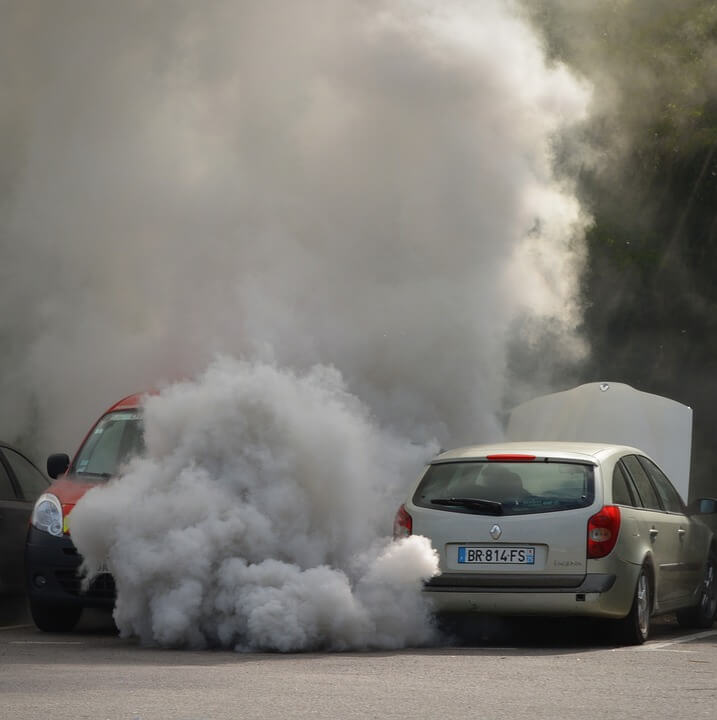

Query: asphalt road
1,598,716,720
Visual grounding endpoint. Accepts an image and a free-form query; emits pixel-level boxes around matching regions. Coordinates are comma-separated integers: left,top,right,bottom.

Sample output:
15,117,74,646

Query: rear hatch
410,453,599,588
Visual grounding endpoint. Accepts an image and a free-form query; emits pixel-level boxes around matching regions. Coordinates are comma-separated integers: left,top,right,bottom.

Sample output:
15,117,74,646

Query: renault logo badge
490,524,502,540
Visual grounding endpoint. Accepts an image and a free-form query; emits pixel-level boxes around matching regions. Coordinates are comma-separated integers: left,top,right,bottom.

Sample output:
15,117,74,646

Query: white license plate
458,546,535,564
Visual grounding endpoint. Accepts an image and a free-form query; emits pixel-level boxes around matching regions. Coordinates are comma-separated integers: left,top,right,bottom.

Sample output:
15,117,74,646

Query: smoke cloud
3,1,592,649
2,0,590,453
70,358,439,651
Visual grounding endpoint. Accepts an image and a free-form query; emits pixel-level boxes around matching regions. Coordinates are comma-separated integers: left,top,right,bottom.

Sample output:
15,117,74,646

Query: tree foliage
519,0,717,497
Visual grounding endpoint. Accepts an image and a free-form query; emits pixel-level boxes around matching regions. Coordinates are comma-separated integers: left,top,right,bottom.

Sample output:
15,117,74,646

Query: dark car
25,394,145,631
0,443,50,597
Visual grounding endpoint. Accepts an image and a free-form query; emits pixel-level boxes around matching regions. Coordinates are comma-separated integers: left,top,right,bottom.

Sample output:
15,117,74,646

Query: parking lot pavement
0,595,30,627
1,613,716,720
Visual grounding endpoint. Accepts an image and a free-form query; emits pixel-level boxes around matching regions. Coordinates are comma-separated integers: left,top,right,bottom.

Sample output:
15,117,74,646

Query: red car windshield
72,410,144,479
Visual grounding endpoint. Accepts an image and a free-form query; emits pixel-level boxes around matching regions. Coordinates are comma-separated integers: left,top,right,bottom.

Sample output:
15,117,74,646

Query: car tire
676,554,717,629
29,600,82,632
614,566,651,645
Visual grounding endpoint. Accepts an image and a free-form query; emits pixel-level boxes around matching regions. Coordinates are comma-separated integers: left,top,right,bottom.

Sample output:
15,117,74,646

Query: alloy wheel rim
637,573,649,638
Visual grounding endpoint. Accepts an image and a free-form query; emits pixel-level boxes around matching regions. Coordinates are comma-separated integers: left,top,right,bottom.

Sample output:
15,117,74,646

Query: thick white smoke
70,357,439,651
1,0,590,453
3,1,592,649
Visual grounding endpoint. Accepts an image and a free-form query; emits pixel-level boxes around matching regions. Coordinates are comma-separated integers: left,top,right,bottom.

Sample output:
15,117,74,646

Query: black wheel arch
641,552,657,614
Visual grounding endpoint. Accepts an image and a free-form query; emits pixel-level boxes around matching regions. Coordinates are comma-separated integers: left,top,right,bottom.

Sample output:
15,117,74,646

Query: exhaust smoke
70,357,440,651
2,1,592,649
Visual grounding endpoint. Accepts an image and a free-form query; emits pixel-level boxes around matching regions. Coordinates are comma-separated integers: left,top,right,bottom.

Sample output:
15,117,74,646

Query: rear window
413,460,595,516
72,411,144,480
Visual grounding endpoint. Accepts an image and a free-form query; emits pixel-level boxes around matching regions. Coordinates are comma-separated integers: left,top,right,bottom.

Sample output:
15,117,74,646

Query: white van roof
505,382,692,502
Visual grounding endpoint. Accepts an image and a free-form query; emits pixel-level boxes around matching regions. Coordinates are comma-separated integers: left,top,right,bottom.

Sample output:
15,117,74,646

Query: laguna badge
490,524,502,540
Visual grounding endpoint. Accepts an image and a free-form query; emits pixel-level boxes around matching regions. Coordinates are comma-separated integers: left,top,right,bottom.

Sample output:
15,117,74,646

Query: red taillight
393,504,412,539
587,505,621,559
486,454,536,461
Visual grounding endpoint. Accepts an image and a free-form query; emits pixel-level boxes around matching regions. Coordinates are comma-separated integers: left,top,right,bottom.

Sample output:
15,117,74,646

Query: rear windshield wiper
430,497,503,515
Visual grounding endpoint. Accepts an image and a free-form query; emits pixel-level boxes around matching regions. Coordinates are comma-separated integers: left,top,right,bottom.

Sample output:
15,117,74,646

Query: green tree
519,0,717,498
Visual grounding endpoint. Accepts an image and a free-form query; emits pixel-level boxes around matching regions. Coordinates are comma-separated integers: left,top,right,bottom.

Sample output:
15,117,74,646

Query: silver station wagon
395,385,717,645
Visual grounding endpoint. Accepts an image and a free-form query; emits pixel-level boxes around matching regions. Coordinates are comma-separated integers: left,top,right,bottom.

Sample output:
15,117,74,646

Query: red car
25,394,145,631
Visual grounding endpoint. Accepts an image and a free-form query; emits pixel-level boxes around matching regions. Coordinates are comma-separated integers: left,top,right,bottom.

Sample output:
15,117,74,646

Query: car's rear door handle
677,528,686,538
649,527,659,539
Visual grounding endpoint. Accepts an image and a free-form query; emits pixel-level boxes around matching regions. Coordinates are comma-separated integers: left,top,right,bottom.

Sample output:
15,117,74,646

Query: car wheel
676,554,717,629
29,600,82,632
615,566,651,645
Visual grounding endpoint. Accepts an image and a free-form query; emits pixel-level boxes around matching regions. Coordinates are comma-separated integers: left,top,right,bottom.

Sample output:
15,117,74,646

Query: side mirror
47,453,70,479
689,497,717,515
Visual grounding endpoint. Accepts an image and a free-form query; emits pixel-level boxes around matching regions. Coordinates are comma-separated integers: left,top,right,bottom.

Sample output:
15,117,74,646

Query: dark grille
55,570,116,599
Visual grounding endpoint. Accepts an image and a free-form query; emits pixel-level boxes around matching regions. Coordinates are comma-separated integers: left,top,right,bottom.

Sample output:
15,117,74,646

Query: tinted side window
638,456,684,514
0,459,17,500
612,462,637,506
622,455,662,510
3,448,48,502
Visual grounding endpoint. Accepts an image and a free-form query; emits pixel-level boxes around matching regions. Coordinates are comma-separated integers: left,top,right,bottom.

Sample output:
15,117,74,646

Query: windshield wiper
75,471,113,479
430,497,503,515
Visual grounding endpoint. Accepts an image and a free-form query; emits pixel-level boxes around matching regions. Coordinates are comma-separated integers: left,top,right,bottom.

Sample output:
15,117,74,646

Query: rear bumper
423,566,640,618
425,573,615,592
25,526,115,609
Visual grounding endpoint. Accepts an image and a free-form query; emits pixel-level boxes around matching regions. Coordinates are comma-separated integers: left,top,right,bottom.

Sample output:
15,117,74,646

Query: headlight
31,493,64,537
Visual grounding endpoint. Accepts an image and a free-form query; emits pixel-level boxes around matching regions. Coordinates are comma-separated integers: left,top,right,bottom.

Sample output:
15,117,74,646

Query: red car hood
47,475,103,535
